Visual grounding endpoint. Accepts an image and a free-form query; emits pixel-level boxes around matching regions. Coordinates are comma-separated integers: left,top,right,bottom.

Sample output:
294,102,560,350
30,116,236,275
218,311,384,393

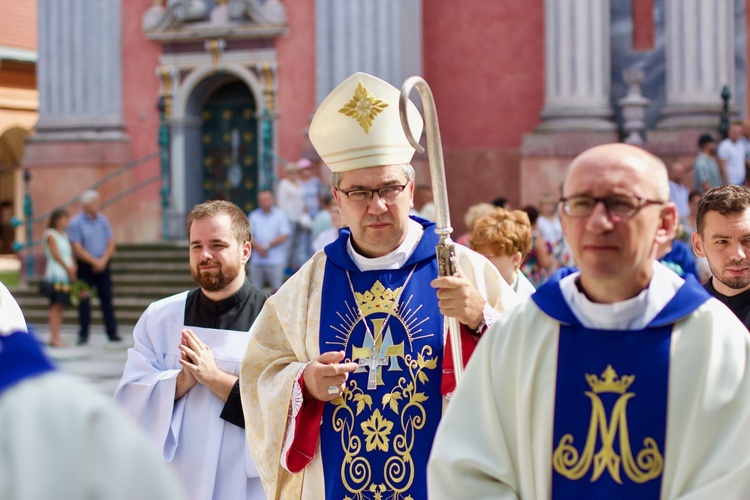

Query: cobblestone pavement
30,324,132,397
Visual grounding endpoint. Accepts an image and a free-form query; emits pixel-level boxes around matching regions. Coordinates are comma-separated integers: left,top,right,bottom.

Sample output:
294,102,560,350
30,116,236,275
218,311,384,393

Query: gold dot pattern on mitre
338,81,389,133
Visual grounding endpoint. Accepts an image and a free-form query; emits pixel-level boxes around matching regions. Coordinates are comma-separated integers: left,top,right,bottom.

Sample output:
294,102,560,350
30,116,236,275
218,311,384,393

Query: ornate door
201,81,258,213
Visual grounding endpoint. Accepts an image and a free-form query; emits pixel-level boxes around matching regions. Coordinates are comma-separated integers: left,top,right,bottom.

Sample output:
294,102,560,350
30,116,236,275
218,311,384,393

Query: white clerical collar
559,261,682,330
347,219,424,271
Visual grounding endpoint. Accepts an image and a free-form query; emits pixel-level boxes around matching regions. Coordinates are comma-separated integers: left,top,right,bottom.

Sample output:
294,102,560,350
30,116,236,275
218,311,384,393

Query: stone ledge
521,131,620,157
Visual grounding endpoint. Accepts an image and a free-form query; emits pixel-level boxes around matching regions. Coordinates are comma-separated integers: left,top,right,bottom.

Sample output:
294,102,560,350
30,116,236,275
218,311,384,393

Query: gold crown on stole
585,365,634,394
354,280,403,316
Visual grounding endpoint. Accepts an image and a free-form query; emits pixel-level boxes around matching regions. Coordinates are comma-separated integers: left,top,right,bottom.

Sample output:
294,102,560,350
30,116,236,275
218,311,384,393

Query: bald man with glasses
429,143,750,499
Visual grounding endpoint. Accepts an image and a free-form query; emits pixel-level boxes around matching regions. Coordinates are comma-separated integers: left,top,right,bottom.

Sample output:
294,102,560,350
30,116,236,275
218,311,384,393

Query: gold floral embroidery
361,409,393,452
338,82,389,133
332,346,438,498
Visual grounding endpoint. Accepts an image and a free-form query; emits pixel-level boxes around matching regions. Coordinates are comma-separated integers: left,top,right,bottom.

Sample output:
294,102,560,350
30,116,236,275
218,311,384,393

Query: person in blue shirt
657,222,699,281
248,190,291,292
67,190,120,344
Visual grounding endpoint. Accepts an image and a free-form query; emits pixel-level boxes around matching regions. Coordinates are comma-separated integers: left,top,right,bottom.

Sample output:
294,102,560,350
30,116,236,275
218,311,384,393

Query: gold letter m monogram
552,365,664,484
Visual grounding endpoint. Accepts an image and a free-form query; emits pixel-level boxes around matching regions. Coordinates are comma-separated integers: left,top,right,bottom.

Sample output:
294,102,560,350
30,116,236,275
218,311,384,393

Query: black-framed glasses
559,194,665,219
337,183,409,205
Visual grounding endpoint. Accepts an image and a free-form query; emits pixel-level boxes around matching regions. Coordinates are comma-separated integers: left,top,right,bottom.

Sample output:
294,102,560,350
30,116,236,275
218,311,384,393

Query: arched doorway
167,63,270,239
200,80,259,213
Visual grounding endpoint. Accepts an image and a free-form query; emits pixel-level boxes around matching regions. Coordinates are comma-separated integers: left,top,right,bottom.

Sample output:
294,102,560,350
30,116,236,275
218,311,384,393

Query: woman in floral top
42,208,77,347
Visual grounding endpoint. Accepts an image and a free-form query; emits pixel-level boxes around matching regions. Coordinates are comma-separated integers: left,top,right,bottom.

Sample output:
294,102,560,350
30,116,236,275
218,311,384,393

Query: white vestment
0,370,186,500
0,282,27,334
240,218,519,499
428,266,750,498
511,269,536,299
113,292,265,500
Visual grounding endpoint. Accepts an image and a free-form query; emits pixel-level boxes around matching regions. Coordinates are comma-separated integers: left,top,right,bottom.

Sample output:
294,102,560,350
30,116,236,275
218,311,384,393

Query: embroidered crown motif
585,364,634,394
338,81,389,133
354,280,402,316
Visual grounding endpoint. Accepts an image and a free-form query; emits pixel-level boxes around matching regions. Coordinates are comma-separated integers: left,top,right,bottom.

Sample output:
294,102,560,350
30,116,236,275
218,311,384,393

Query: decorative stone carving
260,0,286,24
143,0,286,40
618,69,650,145
171,0,208,22
227,0,286,25
227,0,247,18
204,38,227,71
157,66,178,118
260,60,277,114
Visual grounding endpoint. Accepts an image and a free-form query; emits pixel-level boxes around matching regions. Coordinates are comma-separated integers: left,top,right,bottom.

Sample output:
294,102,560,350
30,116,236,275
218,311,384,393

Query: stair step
24,309,144,328
106,274,196,285
113,254,189,263
115,242,189,252
10,241,202,328
15,295,152,307
113,285,192,297
110,262,191,273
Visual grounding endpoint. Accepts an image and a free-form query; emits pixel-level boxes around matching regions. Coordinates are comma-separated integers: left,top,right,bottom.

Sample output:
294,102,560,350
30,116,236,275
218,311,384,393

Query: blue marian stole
318,218,444,500
532,274,711,500
0,331,55,396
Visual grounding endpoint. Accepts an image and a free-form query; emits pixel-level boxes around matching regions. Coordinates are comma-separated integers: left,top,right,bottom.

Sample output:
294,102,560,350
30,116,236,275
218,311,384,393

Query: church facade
18,0,750,246
0,0,37,254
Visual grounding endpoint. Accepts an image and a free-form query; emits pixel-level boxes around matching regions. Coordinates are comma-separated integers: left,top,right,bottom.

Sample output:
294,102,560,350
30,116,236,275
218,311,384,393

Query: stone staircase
9,242,194,332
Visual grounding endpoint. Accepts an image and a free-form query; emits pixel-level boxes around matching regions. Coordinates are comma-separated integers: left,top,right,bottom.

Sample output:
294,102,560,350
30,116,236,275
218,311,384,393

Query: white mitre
309,72,424,172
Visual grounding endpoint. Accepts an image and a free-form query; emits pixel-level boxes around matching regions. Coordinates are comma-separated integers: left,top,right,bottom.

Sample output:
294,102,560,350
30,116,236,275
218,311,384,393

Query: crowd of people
4,72,750,499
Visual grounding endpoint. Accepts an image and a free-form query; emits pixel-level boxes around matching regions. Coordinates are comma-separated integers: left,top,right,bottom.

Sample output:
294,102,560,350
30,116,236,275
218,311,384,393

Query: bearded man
692,184,750,329
114,200,269,499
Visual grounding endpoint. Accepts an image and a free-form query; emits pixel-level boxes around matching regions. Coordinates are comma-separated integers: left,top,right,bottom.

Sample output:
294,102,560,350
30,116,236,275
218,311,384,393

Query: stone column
536,0,616,132
315,0,422,103
34,0,126,141
657,0,736,129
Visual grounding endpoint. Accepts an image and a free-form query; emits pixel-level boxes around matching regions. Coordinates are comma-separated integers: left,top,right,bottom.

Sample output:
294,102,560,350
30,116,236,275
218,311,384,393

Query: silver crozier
399,77,463,385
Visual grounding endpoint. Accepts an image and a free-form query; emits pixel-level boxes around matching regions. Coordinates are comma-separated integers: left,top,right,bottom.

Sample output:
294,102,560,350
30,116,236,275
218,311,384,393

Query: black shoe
77,338,88,346
108,335,123,342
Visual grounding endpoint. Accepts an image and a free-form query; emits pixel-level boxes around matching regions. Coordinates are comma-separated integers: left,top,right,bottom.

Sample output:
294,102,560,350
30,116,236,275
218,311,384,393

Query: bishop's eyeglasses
559,193,665,219
337,183,409,205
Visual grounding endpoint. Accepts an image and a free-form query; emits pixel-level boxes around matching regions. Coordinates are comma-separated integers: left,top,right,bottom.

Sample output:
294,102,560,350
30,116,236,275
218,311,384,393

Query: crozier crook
399,76,463,386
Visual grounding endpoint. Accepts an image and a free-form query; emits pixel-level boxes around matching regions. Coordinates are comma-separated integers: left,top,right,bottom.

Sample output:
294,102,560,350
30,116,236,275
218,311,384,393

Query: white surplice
113,292,265,500
429,263,750,498
0,282,27,334
0,370,186,500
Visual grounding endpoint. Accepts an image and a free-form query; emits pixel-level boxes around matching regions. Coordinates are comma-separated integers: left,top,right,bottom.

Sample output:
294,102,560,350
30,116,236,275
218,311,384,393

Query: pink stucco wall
117,0,164,242
275,0,316,165
423,0,545,149
422,0,545,231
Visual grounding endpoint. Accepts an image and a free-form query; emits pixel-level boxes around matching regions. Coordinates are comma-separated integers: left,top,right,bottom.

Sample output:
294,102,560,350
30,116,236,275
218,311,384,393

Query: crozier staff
240,72,519,499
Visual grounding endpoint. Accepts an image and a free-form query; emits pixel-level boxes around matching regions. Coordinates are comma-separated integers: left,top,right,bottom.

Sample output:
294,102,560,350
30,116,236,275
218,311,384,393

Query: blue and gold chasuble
532,274,711,500
319,221,444,500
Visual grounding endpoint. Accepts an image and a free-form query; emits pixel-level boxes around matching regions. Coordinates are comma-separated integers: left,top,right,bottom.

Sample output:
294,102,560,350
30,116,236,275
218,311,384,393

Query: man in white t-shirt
718,121,749,186
249,190,291,292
